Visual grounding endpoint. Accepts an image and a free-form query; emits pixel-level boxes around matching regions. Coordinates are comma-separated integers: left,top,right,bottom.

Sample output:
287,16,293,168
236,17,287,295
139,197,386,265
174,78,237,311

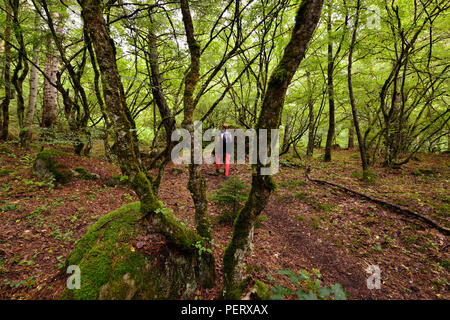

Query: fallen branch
305,167,450,236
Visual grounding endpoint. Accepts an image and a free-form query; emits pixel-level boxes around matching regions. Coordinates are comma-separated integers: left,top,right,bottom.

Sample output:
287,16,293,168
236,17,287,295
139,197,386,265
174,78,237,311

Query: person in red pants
216,123,233,178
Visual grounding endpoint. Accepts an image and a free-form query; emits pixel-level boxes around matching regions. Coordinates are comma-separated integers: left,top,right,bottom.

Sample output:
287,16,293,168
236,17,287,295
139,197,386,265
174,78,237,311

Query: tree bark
21,12,40,148
179,0,215,288
146,19,176,194
324,1,334,162
347,120,354,149
306,71,315,156
79,0,211,255
347,0,368,176
10,0,29,147
222,0,324,299
0,7,12,140
41,37,59,131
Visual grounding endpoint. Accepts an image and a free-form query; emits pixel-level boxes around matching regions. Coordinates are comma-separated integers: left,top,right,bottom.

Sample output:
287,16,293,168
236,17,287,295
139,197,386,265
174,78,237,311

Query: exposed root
305,167,450,236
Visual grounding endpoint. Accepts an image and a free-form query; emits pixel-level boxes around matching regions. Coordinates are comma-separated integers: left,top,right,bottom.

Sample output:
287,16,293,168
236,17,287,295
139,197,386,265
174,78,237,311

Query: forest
0,0,448,302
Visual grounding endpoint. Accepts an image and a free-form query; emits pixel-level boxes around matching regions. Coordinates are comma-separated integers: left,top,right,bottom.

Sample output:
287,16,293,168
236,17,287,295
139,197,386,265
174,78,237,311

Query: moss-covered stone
252,279,271,300
60,202,199,300
33,149,73,183
73,166,99,180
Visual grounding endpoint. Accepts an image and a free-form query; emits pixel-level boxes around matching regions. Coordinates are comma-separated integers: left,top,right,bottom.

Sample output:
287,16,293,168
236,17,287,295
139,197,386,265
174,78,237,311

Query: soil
0,142,448,300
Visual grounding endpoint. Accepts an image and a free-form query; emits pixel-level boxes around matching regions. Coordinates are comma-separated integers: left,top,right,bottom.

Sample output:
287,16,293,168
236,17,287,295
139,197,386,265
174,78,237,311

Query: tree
222,0,324,298
0,2,12,140
347,0,368,176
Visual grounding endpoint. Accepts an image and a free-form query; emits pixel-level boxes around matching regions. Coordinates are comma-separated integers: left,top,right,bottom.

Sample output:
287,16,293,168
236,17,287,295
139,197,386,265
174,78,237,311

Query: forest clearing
0,0,448,304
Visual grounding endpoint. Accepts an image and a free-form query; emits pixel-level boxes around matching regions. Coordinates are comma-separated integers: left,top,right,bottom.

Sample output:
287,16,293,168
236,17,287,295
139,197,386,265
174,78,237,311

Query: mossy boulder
33,149,73,183
72,166,99,180
60,202,199,300
104,174,129,187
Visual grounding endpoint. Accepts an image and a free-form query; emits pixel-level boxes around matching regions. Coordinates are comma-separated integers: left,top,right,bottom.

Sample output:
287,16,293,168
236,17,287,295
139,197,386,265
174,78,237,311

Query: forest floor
0,140,448,300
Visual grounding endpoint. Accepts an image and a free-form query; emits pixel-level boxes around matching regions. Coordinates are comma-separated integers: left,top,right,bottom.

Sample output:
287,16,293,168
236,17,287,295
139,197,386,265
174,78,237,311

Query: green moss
263,176,277,191
61,201,202,300
74,167,97,180
132,171,161,213
34,149,72,183
0,168,13,177
35,148,67,161
253,279,270,300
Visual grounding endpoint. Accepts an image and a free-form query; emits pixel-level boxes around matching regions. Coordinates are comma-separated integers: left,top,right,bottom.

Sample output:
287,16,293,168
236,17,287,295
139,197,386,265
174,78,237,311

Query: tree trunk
306,72,315,156
10,0,29,147
179,0,215,288
0,8,11,141
282,114,291,154
347,120,354,149
147,21,176,194
222,0,324,299
324,1,334,162
41,38,59,131
79,0,212,260
21,13,40,148
347,0,368,176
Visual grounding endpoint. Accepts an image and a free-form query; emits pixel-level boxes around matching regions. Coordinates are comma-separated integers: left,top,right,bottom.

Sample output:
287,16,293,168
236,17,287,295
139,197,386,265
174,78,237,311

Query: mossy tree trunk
38,2,92,155
179,0,215,288
79,0,214,287
21,12,40,149
10,0,29,147
347,0,368,176
0,6,11,141
324,1,335,162
306,71,315,157
41,29,59,134
222,0,324,299
146,19,177,194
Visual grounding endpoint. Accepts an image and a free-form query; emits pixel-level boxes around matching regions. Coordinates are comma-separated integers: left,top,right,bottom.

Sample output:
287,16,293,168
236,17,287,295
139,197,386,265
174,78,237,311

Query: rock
33,149,73,183
105,174,129,187
59,202,199,300
72,166,99,180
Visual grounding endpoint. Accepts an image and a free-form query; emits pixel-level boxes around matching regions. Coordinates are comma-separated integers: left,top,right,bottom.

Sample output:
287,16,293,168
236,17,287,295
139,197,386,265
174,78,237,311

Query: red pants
216,153,231,176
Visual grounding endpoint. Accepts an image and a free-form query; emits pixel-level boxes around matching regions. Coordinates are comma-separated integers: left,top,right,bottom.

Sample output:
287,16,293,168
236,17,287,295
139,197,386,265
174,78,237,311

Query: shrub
211,176,249,223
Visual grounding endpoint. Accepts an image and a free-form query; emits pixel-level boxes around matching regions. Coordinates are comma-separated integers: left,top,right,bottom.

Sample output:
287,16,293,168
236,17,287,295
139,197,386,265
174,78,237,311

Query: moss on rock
73,166,99,180
33,149,73,183
60,202,199,300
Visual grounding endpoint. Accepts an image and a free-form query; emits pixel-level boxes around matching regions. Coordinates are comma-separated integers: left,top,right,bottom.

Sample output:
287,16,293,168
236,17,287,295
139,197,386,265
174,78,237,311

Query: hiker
216,123,233,178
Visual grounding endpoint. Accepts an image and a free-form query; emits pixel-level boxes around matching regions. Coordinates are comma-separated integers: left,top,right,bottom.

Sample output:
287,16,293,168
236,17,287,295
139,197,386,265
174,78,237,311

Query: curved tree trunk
179,0,215,288
347,0,368,176
79,1,214,288
222,0,324,299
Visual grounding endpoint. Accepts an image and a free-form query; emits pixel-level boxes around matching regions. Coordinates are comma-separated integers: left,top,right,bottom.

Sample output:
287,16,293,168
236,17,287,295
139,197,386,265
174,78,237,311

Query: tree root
305,167,450,236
